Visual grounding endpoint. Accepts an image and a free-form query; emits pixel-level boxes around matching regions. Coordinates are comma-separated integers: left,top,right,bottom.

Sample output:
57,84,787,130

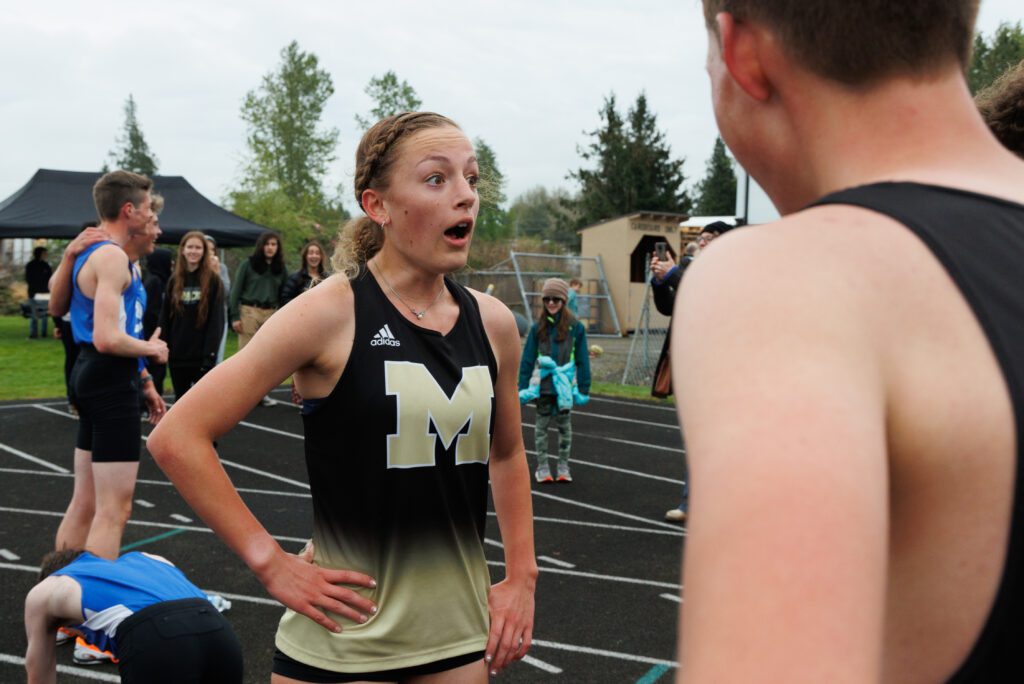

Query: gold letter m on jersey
384,361,493,469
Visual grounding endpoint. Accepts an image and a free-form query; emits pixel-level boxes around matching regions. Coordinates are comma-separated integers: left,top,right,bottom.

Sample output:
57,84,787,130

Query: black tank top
812,182,1024,683
275,269,498,671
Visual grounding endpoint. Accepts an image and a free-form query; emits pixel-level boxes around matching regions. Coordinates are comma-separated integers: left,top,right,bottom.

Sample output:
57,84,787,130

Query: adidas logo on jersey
371,324,401,347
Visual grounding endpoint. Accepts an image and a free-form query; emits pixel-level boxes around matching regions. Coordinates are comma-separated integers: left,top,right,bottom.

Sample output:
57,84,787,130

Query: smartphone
655,242,668,261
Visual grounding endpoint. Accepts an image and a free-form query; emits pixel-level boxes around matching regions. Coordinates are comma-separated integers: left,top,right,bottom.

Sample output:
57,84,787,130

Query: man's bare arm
48,227,109,317
90,247,166,359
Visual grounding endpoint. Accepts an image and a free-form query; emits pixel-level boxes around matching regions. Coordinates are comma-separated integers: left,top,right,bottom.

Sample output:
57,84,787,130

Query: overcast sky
1,1,1019,215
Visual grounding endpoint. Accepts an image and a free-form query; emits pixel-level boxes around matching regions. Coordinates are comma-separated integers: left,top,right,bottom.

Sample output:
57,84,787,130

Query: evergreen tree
969,22,1024,94
693,137,737,216
230,41,344,261
569,93,690,228
508,186,579,249
355,71,423,130
473,138,511,241
107,94,158,177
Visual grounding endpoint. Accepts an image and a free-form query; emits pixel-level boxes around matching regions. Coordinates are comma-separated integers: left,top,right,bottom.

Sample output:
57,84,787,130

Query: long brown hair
536,302,576,345
332,112,460,278
300,240,329,280
169,230,221,328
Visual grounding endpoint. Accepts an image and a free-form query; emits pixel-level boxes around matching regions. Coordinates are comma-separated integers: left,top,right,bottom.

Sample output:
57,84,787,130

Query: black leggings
169,364,204,402
116,598,243,684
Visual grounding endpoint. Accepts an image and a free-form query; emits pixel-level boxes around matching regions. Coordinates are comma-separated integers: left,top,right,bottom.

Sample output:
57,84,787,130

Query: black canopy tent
0,169,269,247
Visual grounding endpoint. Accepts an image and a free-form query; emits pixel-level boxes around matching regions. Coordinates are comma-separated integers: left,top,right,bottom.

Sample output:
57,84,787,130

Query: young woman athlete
149,112,537,682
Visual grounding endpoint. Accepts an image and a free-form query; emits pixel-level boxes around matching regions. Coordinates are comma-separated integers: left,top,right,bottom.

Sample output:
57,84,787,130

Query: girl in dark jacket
159,231,225,400
281,240,329,305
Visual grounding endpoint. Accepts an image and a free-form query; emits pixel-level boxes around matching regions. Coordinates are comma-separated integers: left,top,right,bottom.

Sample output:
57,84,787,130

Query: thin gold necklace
373,261,446,320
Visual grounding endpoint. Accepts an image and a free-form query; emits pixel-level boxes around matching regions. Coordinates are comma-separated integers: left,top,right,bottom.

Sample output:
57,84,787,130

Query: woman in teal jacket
518,278,591,483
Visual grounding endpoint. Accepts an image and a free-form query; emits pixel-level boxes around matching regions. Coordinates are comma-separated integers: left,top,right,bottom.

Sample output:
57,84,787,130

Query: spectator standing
280,240,330,305
519,277,591,483
25,246,52,339
228,231,287,349
566,277,581,316
159,231,224,400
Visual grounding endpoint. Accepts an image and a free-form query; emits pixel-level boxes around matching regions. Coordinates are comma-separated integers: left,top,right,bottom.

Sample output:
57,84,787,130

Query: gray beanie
542,278,569,301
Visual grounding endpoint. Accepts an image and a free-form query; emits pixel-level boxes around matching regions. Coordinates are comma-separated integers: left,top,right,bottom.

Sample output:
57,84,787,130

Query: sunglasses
542,297,564,304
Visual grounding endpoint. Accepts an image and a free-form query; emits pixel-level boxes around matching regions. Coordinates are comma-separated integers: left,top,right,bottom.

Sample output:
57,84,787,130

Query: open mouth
444,220,473,241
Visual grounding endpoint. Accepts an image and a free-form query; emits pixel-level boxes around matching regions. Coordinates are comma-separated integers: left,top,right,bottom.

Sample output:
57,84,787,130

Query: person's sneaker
73,637,118,665
534,467,553,483
665,508,687,523
55,627,75,646
556,464,573,482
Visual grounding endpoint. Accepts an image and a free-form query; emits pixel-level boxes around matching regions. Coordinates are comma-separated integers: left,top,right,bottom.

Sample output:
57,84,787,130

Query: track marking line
0,506,308,544
531,489,683,531
522,654,563,674
0,467,311,499
218,458,310,489
637,663,672,683
121,528,188,551
538,555,575,569
0,549,20,561
0,400,67,410
170,513,193,523
659,593,682,604
531,639,677,668
525,405,677,429
588,396,676,413
32,403,78,420
486,559,679,590
238,419,303,439
0,654,120,681
525,449,683,485
500,513,684,538
135,499,154,508
0,441,70,473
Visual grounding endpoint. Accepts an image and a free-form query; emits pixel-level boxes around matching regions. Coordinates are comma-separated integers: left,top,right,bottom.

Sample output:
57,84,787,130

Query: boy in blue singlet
47,170,169,560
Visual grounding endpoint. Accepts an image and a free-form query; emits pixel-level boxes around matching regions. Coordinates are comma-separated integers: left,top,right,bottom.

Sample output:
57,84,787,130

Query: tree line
106,24,1024,267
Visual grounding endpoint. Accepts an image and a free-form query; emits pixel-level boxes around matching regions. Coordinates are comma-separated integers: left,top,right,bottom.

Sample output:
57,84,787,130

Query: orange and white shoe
72,637,118,665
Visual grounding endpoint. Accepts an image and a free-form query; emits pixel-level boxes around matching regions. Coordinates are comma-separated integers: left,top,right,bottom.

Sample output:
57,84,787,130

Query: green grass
591,380,675,406
0,315,239,401
0,314,666,404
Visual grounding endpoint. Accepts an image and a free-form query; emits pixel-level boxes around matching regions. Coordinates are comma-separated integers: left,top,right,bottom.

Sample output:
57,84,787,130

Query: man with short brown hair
674,1,1024,680
48,170,168,560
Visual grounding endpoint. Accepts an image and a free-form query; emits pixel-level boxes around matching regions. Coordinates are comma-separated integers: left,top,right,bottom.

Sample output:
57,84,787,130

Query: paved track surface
0,391,686,683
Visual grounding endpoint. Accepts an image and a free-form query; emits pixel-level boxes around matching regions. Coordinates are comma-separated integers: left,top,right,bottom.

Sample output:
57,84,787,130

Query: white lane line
238,420,303,439
0,549,20,561
0,561,39,572
32,403,78,420
0,506,308,544
170,513,193,523
487,559,679,590
524,405,677,429
522,654,563,674
0,654,121,681
514,513,685,538
218,458,310,489
202,589,280,606
538,555,575,569
525,449,683,485
0,467,311,499
532,639,677,668
660,593,682,604
0,400,66,410
135,499,155,508
589,395,676,413
484,538,504,549
531,490,683,531
0,441,70,473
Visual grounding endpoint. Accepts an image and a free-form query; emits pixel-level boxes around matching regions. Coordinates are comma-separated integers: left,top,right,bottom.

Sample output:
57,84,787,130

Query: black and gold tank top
275,268,497,672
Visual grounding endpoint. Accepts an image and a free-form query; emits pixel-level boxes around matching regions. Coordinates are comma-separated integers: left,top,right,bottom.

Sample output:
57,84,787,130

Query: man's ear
360,189,388,226
716,12,772,102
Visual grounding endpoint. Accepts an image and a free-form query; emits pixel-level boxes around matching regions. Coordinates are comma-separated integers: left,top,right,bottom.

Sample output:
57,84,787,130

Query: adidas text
371,337,401,347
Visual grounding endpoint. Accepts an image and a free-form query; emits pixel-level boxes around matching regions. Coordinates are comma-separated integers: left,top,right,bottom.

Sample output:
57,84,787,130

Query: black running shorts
69,347,141,462
116,598,243,684
272,648,485,682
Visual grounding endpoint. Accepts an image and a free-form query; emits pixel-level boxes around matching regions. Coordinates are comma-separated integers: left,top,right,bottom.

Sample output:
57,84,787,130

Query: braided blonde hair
332,112,460,278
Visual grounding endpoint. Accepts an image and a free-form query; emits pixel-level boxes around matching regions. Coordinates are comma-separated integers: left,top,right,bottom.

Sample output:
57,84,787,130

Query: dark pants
58,319,79,402
169,364,204,402
116,598,243,684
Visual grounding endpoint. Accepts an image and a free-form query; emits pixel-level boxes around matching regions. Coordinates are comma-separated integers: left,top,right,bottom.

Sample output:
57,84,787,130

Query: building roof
0,169,270,247
577,210,690,233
